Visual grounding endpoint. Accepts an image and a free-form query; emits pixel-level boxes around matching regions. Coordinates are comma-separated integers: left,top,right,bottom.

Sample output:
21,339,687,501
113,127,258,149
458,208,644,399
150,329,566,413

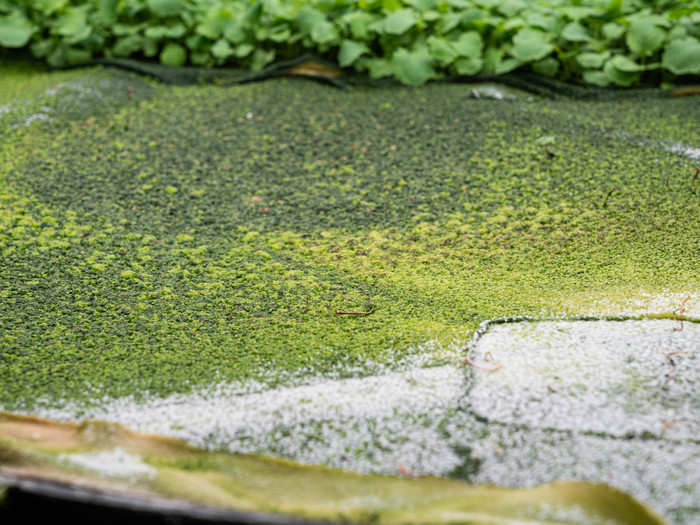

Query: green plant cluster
1,0,699,86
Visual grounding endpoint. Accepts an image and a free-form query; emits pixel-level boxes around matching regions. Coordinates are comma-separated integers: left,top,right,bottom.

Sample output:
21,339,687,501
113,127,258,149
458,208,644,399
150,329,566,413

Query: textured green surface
1,64,699,409
0,62,93,106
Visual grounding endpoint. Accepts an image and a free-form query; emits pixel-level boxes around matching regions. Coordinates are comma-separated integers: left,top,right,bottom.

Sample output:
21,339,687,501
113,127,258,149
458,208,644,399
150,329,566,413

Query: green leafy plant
1,0,699,86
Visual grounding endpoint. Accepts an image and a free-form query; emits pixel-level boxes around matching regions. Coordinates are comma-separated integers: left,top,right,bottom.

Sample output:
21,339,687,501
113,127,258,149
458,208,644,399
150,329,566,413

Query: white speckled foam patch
467,319,699,440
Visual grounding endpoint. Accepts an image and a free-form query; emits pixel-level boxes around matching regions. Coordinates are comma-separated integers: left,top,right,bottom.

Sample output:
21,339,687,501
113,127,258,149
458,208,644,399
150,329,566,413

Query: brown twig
602,187,617,209
489,437,505,457
461,355,503,372
666,351,689,365
398,465,428,478
673,295,692,331
670,86,700,97
662,418,686,432
676,295,691,314
661,418,699,432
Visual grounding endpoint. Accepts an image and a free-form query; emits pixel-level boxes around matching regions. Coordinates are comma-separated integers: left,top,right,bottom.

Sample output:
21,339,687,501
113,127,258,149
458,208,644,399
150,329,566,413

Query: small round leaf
512,28,553,62
160,43,187,66
338,40,369,67
391,47,434,86
561,22,590,42
626,19,666,57
0,10,36,48
662,37,700,75
383,9,417,35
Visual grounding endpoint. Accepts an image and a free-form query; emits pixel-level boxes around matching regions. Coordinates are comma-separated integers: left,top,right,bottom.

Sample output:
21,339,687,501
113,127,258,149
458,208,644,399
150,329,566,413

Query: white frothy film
607,130,700,162
58,447,156,481
667,142,700,160
572,290,700,318
39,364,469,477
468,319,700,439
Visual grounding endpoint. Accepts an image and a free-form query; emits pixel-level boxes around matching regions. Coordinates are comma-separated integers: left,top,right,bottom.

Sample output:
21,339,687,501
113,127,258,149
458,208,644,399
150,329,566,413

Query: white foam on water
574,291,700,318
468,319,700,439
58,447,156,481
667,142,700,160
606,130,700,162
471,428,700,524
37,364,468,477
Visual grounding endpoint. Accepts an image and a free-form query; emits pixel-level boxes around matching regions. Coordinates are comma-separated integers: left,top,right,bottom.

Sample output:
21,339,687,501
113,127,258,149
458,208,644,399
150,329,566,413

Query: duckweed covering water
1,63,699,523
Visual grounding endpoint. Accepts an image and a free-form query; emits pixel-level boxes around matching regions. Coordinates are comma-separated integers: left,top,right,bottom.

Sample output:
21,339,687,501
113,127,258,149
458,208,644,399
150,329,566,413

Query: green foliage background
1,0,700,86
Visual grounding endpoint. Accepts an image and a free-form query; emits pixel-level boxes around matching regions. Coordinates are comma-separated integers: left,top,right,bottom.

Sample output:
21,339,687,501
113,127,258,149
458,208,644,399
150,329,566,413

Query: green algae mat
1,62,699,524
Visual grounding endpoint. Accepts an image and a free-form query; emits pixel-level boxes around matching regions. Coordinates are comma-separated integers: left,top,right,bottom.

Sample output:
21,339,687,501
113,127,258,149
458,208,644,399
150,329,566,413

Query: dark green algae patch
1,64,700,410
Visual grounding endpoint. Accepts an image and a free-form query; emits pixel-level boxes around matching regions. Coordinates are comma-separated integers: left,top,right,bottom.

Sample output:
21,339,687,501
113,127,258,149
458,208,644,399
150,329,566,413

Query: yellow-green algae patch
0,61,96,107
0,412,666,525
0,67,699,408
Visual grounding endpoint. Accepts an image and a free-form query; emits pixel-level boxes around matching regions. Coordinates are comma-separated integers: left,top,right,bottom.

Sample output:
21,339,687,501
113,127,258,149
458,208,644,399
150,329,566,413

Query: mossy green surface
1,64,699,409
0,62,94,107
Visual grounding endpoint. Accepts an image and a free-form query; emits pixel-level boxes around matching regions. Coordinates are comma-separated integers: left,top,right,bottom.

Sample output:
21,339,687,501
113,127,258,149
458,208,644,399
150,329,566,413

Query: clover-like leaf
496,57,521,74
223,20,246,44
342,11,377,41
608,55,644,72
577,51,610,69
55,5,91,44
146,24,186,40
604,56,642,86
211,39,233,59
234,43,253,58
147,0,182,18
310,20,338,44
0,10,36,47
160,42,187,66
561,22,590,42
391,46,435,86
583,70,610,87
427,36,458,66
532,57,559,76
455,56,482,75
561,7,597,20
296,7,325,34
363,57,393,79
112,35,144,57
338,39,369,67
497,0,526,18
452,31,483,58
436,12,463,34
602,22,625,41
662,37,700,74
524,12,559,34
626,19,666,57
251,48,275,71
383,9,416,35
512,28,553,62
